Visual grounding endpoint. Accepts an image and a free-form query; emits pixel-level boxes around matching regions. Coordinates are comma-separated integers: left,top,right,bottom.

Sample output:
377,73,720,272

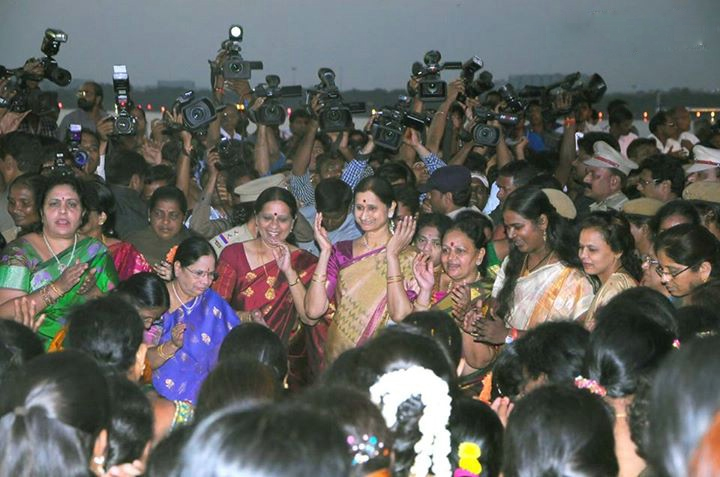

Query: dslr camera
0,28,72,113
371,96,432,152
219,25,263,80
462,107,520,147
66,124,89,168
249,75,302,126
518,72,607,116
213,137,246,171
307,68,366,133
171,90,218,135
112,65,137,136
410,50,461,100
457,56,494,103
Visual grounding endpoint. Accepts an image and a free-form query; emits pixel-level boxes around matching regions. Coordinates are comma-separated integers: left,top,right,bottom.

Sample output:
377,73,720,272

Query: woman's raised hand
171,322,186,348
55,260,88,294
412,252,435,292
386,215,416,257
271,242,294,276
313,213,333,254
13,297,45,333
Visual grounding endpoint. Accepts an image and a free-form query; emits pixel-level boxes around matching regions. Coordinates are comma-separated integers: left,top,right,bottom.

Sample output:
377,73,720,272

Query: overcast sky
2,0,719,92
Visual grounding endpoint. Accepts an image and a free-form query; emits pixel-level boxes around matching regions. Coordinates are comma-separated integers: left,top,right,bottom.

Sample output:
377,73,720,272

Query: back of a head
178,403,351,477
218,322,288,382
648,336,720,477
65,295,145,376
0,350,110,477
585,307,675,398
504,384,618,477
106,376,153,468
315,177,353,213
105,150,147,186
0,131,43,174
449,397,503,477
0,320,43,385
302,386,392,475
114,272,170,311
578,131,621,155
675,305,720,343
594,286,678,335
146,425,193,477
195,358,282,420
498,161,538,189
401,311,463,367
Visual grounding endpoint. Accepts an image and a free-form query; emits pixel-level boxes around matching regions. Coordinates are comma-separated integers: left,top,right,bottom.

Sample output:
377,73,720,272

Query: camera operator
57,81,105,140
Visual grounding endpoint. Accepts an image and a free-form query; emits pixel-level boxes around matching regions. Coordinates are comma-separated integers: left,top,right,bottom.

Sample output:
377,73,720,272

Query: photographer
57,81,105,140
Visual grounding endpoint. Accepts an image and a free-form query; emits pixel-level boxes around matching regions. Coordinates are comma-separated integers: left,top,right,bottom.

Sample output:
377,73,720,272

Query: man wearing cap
419,165,482,219
685,145,720,186
583,141,638,212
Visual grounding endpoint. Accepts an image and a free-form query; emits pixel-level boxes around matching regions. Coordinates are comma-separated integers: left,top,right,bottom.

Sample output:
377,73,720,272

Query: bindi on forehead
450,241,455,247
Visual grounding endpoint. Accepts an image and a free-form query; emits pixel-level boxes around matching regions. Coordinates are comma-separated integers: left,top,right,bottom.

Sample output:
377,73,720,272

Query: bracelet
414,300,431,310
387,277,404,285
41,286,53,307
386,274,403,281
49,283,63,299
157,342,175,360
288,276,300,287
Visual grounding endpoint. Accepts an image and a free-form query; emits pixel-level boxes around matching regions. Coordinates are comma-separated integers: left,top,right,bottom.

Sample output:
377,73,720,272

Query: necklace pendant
58,264,66,272
265,288,276,300
266,276,276,287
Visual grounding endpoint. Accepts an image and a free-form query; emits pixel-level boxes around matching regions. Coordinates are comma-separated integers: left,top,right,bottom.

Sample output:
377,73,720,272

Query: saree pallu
492,259,595,331
324,241,418,365
0,236,118,346
213,242,317,344
582,272,637,330
152,289,239,404
107,241,152,281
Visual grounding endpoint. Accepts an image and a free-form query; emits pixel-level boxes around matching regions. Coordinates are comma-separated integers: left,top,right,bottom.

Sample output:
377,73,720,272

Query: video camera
249,75,302,126
457,56,494,102
66,124,89,168
0,28,72,113
370,96,432,152
218,25,263,80
307,68,366,133
461,106,520,147
111,65,137,136
518,72,607,116
409,50,462,100
170,90,219,135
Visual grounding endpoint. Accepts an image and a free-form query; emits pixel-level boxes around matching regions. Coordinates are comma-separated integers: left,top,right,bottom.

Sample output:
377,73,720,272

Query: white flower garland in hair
369,366,453,477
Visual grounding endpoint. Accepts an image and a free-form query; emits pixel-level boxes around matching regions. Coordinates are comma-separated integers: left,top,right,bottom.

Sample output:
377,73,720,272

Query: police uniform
583,141,638,212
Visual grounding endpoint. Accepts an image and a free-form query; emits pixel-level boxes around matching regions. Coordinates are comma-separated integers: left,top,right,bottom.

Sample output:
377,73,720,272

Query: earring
389,220,395,235
92,455,105,474
542,229,547,243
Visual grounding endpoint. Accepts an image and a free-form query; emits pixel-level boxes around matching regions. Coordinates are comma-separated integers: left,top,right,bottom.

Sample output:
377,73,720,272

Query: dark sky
2,0,719,92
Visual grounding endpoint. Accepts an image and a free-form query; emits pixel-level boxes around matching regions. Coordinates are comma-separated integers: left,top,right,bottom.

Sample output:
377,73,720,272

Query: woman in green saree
0,175,118,346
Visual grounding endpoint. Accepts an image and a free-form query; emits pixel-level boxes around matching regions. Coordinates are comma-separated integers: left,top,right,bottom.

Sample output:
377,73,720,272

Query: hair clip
347,434,389,466
672,339,681,349
454,441,482,476
574,375,607,397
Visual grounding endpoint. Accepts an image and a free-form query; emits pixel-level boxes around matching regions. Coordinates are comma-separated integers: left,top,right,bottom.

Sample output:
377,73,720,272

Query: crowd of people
1,48,720,476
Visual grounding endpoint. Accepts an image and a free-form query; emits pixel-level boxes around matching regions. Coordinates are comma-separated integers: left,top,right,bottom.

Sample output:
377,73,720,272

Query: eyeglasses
185,267,219,281
637,178,661,187
655,263,695,279
641,255,660,267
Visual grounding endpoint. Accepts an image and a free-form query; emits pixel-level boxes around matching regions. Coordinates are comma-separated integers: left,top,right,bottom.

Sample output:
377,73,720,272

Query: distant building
157,80,195,90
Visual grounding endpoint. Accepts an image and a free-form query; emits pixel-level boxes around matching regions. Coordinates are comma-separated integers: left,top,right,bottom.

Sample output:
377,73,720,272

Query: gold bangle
387,277,404,284
386,274,403,281
157,342,174,360
312,276,327,283
415,300,431,310
49,283,63,299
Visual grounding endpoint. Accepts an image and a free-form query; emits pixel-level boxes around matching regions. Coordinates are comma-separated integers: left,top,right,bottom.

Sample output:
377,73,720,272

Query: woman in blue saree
152,236,239,404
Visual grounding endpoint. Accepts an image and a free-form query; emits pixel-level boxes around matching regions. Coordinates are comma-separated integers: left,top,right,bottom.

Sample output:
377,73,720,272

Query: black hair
355,175,396,209
496,187,583,320
145,426,193,477
301,386,392,476
577,132,621,155
65,295,145,376
446,217,489,277
654,223,720,279
579,210,643,281
195,358,282,421
639,154,685,197
648,336,720,477
503,385,618,477
415,213,453,241
491,342,524,400
497,161,537,189
8,173,46,228
691,199,720,235
83,179,117,237
0,131,43,174
526,173,563,190
376,161,416,188
609,105,633,126
105,376,153,467
105,150,147,186
594,286,679,335
675,305,720,343
0,350,110,477
253,186,298,219
315,178,352,214
114,272,170,312
686,279,720,322
39,174,90,228
650,200,702,236
393,185,420,216
173,236,217,268
148,185,188,216
218,322,288,382
144,164,176,185
177,403,351,477
465,152,488,174
648,110,669,135
0,320,44,386
290,108,311,122
449,398,503,477
319,346,368,390
626,137,659,160
584,300,675,398
401,311,463,367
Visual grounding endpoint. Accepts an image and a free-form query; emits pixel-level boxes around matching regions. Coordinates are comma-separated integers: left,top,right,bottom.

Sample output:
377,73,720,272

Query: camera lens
228,61,243,74
190,107,207,121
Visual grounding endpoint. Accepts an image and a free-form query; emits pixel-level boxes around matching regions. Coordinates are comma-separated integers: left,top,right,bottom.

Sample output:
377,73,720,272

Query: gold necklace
258,245,277,301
